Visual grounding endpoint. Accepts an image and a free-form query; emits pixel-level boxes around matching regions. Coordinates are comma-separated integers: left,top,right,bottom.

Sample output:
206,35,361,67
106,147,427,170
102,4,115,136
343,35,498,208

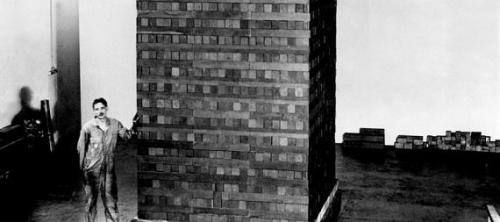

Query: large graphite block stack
136,0,337,221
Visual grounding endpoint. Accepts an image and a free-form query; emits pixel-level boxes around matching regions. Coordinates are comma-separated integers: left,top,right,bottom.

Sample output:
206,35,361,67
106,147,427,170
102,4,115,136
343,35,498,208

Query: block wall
136,1,335,221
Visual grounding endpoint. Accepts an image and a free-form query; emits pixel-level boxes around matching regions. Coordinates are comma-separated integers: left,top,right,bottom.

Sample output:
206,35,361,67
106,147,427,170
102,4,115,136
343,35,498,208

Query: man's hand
131,113,141,136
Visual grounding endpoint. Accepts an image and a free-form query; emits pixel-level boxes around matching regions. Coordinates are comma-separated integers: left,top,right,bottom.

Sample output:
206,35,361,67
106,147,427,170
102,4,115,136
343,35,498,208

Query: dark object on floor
0,97,54,221
0,124,32,221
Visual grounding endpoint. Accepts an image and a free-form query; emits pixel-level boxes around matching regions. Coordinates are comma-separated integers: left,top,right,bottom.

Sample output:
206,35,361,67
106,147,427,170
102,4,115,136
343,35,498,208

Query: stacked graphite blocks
136,0,337,221
137,139,310,221
394,135,424,149
342,128,385,149
394,131,500,152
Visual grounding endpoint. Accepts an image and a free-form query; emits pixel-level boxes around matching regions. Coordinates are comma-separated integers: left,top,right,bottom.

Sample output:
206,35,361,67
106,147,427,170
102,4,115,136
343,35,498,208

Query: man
77,98,136,222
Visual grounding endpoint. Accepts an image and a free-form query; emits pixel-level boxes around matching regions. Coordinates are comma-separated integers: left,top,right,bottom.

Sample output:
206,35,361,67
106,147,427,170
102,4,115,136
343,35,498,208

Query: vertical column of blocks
308,0,337,221
137,0,336,221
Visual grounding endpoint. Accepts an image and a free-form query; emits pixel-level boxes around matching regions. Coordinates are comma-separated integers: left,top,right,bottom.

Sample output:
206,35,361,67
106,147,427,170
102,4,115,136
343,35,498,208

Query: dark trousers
83,166,119,222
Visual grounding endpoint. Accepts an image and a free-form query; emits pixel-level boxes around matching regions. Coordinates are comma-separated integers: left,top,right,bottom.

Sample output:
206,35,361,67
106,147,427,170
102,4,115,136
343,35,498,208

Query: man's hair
92,97,108,108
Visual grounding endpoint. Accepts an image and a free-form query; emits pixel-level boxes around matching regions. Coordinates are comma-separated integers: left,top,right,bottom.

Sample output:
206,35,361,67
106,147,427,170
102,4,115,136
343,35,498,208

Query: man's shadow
11,86,42,127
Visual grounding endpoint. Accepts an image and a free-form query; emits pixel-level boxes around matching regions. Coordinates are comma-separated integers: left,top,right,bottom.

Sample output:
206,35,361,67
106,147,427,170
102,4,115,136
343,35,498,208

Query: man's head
92,98,108,119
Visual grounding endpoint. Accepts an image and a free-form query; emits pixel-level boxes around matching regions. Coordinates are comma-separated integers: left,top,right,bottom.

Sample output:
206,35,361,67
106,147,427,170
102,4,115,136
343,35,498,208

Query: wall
0,0,81,144
79,0,137,128
0,0,53,128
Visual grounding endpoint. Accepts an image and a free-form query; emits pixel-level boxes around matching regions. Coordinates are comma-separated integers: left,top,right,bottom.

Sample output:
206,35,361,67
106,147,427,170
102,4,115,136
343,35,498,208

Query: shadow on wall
11,86,42,127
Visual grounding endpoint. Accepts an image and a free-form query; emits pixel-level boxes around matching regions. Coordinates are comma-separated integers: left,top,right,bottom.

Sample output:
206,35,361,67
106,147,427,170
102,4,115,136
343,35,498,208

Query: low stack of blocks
394,135,424,149
342,128,385,150
395,131,500,153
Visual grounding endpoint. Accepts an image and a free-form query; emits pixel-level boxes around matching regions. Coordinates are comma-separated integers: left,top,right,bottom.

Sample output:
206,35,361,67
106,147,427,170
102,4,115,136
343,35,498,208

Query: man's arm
76,127,89,169
117,114,140,141
117,121,132,141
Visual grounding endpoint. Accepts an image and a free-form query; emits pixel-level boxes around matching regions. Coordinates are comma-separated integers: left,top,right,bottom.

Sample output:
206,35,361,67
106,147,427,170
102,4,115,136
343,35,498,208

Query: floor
30,143,138,222
27,143,500,221
336,144,500,222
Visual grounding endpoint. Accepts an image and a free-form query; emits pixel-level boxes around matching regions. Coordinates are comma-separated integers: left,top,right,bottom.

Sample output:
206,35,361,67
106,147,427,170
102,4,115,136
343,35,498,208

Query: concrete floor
28,143,500,221
30,143,137,222
336,144,500,222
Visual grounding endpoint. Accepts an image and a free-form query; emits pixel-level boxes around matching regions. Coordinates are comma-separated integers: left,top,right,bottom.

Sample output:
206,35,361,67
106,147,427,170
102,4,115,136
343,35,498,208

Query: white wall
337,0,500,144
79,0,137,128
1,0,136,132
0,0,54,128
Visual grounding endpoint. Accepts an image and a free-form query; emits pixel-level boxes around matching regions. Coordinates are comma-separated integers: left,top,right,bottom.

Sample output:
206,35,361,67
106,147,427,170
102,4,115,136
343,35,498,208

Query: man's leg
101,168,119,222
84,171,99,222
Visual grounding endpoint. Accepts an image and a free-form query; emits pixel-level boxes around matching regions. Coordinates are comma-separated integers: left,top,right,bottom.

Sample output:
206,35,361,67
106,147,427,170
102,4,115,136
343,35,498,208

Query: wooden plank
487,205,500,222
314,181,339,222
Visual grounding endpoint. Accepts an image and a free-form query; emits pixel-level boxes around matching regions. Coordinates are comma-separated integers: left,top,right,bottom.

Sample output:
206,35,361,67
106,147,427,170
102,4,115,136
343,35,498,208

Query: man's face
93,102,108,119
